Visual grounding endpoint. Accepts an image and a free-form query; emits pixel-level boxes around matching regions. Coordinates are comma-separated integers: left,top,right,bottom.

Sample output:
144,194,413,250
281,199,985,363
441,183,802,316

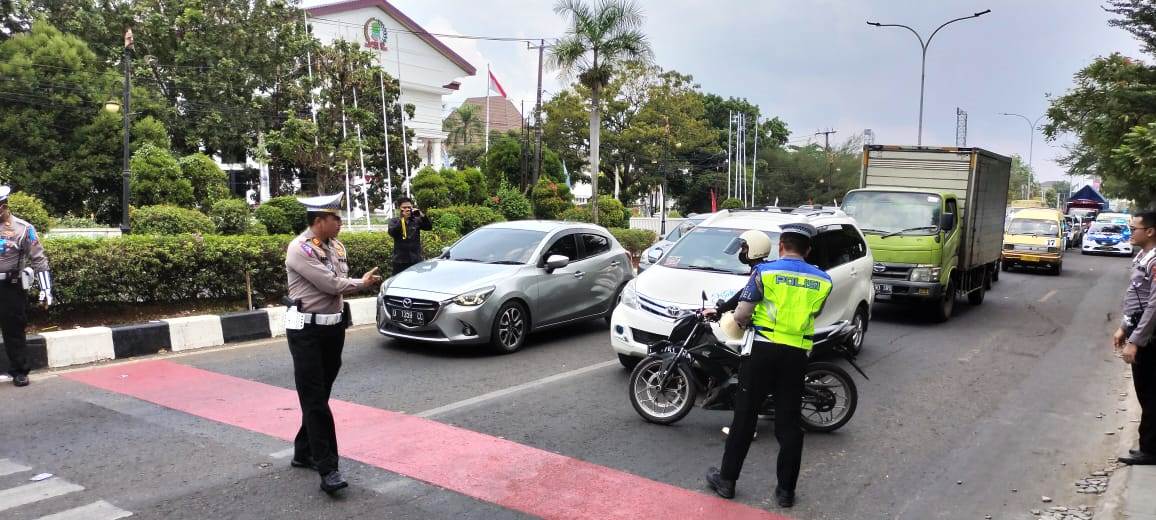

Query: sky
309,0,1146,183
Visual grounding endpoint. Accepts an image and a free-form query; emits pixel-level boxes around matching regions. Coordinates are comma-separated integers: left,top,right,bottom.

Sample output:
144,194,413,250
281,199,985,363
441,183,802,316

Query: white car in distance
610,208,875,368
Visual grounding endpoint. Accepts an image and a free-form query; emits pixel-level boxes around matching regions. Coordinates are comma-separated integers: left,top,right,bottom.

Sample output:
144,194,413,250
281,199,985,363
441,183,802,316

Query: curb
1096,367,1143,520
0,296,379,373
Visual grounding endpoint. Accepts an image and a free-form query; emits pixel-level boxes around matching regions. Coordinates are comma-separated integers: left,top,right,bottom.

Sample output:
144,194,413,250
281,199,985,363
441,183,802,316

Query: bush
209,199,251,235
462,167,488,204
6,192,52,232
179,153,229,210
264,196,307,233
245,218,268,236
531,177,573,219
431,211,463,234
720,197,743,210
486,185,533,221
440,168,472,205
39,229,459,309
667,210,683,218
426,205,505,234
609,228,657,258
412,167,450,209
254,204,292,235
54,215,100,228
559,206,592,223
131,144,195,207
132,205,216,235
595,195,629,228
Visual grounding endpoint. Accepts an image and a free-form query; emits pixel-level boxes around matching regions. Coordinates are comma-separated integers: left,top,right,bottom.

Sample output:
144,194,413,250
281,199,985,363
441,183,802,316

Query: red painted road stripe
65,360,790,520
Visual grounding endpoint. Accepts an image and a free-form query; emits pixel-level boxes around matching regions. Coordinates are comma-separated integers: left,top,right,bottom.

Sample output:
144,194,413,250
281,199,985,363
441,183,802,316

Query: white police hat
0,186,10,203
780,222,817,239
296,193,344,215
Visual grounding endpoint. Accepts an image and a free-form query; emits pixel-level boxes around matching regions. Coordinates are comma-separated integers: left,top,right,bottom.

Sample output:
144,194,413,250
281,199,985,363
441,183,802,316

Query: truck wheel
1001,261,1010,272
983,268,993,290
967,283,986,305
932,280,955,323
992,262,1000,282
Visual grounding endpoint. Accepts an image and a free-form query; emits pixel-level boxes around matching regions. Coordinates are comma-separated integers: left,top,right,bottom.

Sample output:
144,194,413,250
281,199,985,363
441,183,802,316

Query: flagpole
340,94,353,218
378,64,393,219
485,64,492,158
395,37,411,196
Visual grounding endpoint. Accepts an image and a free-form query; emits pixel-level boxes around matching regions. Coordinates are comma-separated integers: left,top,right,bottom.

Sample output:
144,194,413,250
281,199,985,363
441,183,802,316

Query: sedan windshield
659,227,779,275
447,228,546,264
1090,222,1126,235
1007,218,1060,237
843,191,941,235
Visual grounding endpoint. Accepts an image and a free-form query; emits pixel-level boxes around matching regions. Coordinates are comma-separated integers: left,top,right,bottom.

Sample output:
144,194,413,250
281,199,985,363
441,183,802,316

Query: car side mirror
646,247,663,264
545,254,570,271
941,212,956,231
440,246,451,259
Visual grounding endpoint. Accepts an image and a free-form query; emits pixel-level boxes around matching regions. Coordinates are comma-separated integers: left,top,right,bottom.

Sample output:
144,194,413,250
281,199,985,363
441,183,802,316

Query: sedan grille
384,296,440,312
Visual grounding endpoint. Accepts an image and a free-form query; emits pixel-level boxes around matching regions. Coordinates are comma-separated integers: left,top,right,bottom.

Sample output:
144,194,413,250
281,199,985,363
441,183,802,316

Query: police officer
284,193,382,494
387,197,431,275
1114,211,1156,465
0,186,53,387
706,223,832,507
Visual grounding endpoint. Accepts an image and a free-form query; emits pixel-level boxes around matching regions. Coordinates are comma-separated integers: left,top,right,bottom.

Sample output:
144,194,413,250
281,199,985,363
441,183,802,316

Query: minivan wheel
490,301,528,354
618,353,641,369
846,307,867,355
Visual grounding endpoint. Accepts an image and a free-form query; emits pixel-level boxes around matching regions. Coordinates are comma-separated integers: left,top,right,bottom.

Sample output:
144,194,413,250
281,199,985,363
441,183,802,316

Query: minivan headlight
453,286,495,306
620,280,640,310
909,265,941,283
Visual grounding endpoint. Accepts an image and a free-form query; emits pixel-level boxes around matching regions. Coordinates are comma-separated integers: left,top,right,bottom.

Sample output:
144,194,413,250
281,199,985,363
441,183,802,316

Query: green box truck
841,145,1011,322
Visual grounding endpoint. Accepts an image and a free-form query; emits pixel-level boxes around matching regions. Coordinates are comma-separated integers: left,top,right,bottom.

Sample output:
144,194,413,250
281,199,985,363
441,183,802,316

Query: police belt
751,325,813,341
302,312,343,326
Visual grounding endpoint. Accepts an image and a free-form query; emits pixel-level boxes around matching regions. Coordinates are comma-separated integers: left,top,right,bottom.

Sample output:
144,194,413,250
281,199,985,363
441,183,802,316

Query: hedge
39,230,457,309
209,199,251,235
609,227,657,258
425,205,505,234
132,205,216,235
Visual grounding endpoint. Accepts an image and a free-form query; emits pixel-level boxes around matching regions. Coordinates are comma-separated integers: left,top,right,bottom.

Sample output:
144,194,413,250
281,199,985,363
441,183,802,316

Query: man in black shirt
387,197,432,276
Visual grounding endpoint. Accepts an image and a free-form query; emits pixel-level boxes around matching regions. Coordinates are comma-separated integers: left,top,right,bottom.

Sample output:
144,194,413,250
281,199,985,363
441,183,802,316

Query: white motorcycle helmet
723,229,773,264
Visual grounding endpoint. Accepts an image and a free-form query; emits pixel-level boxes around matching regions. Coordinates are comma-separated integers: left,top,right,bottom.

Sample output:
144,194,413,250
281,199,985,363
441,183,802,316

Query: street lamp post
867,10,990,146
999,112,1046,199
120,29,133,234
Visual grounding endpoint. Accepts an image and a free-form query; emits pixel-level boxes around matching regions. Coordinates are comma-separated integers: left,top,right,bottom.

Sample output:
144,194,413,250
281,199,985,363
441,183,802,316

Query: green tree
440,168,471,205
551,0,652,223
131,143,194,207
541,88,589,173
483,133,527,192
179,153,229,210
462,167,489,204
444,103,484,145
532,177,574,219
1007,155,1040,201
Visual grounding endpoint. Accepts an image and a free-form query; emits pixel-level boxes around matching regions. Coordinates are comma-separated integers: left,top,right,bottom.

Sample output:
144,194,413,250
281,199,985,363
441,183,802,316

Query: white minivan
609,208,875,368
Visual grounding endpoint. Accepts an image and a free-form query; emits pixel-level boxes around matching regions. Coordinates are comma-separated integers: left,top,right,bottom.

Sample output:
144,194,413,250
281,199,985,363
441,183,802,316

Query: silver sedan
377,221,635,353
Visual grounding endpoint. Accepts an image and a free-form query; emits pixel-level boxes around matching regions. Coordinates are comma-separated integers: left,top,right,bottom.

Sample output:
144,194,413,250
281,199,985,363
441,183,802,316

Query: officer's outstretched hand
38,290,53,308
361,267,383,287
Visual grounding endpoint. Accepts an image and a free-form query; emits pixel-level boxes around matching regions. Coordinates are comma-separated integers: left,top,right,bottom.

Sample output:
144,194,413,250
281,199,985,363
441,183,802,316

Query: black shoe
775,486,795,508
290,458,317,471
12,375,28,387
1118,452,1156,465
705,467,735,499
320,470,348,494
1130,448,1145,457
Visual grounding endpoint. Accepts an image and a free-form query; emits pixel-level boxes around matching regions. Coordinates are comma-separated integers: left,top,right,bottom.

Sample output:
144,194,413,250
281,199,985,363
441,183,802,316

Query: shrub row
609,227,657,258
40,230,457,309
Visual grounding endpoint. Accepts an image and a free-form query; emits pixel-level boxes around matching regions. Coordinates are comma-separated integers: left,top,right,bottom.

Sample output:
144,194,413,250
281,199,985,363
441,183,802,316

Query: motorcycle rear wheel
628,356,698,425
800,362,857,433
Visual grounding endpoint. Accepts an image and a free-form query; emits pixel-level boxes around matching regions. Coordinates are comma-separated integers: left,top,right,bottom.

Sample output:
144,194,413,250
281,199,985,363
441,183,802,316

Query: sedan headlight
620,280,640,310
453,286,495,306
909,265,941,283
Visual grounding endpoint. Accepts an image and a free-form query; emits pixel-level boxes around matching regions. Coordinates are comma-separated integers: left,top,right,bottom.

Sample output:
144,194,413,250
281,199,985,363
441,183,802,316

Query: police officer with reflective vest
706,223,831,507
284,193,382,494
0,186,53,387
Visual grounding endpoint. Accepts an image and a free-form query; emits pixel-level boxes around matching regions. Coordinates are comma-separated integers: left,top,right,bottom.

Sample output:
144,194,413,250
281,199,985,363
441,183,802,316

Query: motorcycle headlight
909,265,941,283
620,280,640,310
453,286,495,306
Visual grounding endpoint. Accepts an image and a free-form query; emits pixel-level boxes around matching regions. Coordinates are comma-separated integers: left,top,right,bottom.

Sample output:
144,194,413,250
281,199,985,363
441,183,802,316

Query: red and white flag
488,69,507,98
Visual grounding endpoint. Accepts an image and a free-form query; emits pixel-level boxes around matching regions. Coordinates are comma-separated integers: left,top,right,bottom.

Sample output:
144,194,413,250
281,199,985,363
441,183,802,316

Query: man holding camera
0,186,53,388
387,197,431,276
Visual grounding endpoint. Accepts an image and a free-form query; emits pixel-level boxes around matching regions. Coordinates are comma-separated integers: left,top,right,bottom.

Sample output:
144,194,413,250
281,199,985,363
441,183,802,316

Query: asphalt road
0,252,1139,519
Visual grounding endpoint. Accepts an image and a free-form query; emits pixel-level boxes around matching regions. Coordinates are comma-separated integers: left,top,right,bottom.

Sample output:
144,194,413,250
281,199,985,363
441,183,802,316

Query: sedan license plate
390,307,425,326
1021,255,1041,263
874,283,892,295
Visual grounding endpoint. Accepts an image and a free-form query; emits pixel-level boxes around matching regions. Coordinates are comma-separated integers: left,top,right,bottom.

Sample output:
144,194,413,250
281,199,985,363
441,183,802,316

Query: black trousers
1136,346,1156,454
0,281,29,377
391,261,418,276
287,322,346,475
720,341,808,492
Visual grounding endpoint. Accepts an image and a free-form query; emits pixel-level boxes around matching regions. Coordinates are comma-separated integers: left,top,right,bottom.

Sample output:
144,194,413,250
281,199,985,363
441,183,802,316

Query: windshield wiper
683,264,744,275
487,260,524,265
451,257,484,262
881,226,938,239
859,228,887,234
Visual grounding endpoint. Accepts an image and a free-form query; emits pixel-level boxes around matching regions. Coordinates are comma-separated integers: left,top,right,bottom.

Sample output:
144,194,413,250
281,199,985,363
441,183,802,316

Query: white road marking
37,500,132,520
269,448,295,459
0,478,84,512
416,360,618,418
0,459,31,476
1038,289,1058,303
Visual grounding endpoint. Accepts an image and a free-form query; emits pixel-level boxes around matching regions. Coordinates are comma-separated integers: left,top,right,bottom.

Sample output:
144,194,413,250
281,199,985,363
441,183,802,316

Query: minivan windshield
1007,218,1060,237
842,191,941,235
659,227,780,275
447,228,546,264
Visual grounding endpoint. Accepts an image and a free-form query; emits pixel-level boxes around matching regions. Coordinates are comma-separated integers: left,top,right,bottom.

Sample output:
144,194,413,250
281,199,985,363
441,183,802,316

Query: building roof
459,96,523,141
306,0,477,76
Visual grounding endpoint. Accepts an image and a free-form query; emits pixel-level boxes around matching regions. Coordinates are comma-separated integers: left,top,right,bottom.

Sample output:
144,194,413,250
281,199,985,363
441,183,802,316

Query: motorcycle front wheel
800,362,858,433
628,356,698,425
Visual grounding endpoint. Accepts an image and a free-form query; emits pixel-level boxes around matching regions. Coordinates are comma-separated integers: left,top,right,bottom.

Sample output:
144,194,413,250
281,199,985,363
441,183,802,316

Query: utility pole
120,27,133,234
816,129,837,192
528,39,549,188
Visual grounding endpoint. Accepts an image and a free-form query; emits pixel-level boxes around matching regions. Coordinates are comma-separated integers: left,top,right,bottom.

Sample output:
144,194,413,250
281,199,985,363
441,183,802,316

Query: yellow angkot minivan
1001,208,1065,275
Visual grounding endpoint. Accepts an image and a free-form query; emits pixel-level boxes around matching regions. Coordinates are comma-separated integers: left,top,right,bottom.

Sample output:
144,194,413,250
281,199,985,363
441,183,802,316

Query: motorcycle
627,292,868,433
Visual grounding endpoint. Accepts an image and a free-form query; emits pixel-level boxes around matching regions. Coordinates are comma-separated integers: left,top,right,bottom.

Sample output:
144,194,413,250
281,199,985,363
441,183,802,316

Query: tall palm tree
444,103,484,145
551,0,651,222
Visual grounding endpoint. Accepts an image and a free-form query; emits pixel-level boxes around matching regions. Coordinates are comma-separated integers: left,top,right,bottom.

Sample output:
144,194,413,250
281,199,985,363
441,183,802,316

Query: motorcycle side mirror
701,290,708,310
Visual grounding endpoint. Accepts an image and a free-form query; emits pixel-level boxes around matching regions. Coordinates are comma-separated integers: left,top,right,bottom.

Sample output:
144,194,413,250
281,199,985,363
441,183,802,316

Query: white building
306,0,476,170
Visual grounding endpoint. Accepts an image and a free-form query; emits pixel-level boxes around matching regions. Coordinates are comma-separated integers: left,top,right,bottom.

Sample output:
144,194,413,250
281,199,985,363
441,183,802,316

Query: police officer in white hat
283,193,381,494
0,186,53,387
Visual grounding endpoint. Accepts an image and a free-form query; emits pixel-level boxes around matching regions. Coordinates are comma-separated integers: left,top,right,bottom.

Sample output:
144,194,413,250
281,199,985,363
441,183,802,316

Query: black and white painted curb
0,297,378,374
